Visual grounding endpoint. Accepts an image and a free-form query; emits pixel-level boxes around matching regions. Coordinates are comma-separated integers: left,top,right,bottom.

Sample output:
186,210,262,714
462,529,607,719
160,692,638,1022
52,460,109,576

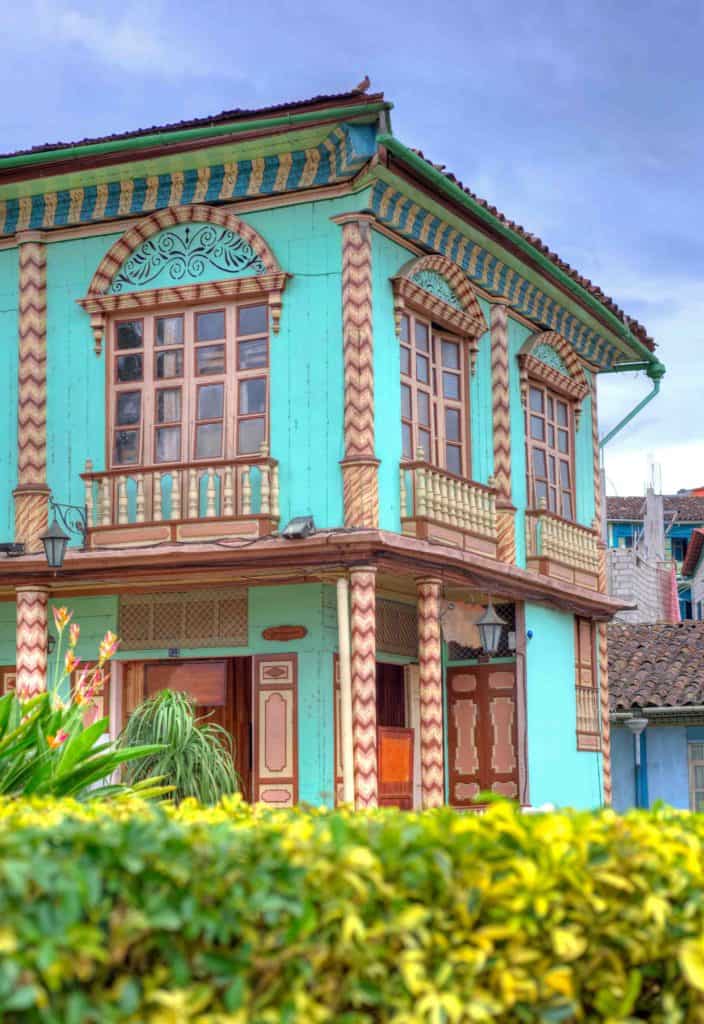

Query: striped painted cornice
0,123,376,238
370,180,620,369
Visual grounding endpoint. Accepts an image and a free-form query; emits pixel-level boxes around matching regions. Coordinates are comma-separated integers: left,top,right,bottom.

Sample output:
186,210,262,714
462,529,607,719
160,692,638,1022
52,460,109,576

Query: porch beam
417,576,445,808
349,565,378,808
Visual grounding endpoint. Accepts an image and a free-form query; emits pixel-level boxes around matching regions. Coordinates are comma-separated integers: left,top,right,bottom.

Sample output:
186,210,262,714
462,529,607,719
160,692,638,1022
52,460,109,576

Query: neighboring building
682,530,704,622
610,621,704,811
607,492,704,619
0,84,662,810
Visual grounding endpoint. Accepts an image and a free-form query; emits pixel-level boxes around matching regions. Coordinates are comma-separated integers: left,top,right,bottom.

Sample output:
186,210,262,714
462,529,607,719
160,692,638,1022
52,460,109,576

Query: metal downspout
599,360,666,449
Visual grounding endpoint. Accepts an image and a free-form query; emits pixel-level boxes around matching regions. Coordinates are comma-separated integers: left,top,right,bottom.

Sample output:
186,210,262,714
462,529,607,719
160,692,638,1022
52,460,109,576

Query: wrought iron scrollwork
49,499,88,547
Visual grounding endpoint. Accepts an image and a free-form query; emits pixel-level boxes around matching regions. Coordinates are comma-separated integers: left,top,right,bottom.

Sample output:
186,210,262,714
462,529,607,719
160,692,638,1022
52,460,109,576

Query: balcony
81,451,279,548
400,460,497,557
525,503,600,590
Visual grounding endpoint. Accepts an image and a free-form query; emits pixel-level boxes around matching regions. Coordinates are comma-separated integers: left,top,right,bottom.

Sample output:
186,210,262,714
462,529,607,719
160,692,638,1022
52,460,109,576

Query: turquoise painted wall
524,601,602,808
0,249,19,540
575,375,595,528
471,299,493,486
508,317,531,567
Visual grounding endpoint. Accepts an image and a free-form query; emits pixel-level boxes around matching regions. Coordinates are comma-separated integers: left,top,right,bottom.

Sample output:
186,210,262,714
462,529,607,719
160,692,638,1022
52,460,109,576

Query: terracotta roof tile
609,621,704,710
606,495,704,522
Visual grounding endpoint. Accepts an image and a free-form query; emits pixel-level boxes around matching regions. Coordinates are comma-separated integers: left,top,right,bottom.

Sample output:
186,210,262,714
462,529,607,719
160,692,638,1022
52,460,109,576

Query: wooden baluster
187,469,199,518
241,467,252,515
399,466,407,518
477,488,487,536
171,470,182,520
223,466,234,517
458,482,469,530
101,477,111,526
416,466,426,517
84,459,94,527
153,471,162,522
260,463,271,516
449,480,459,526
206,467,217,517
467,485,478,532
117,476,128,525
135,474,145,523
271,464,280,520
439,474,449,523
431,471,441,520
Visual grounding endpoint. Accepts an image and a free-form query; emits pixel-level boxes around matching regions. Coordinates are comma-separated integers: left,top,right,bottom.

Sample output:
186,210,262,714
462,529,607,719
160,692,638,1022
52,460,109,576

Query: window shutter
575,618,601,751
252,654,298,806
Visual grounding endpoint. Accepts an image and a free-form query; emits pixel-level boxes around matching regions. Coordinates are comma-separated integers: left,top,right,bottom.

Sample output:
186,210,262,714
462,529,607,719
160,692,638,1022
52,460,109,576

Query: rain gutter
599,359,666,449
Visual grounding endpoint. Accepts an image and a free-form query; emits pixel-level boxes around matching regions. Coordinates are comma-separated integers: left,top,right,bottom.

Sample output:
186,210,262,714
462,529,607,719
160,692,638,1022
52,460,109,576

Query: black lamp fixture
40,518,70,571
477,599,507,657
40,498,88,571
281,515,316,540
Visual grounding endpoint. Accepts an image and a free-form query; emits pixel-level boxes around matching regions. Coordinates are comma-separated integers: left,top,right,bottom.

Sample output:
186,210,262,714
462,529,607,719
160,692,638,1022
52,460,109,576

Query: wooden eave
0,530,627,620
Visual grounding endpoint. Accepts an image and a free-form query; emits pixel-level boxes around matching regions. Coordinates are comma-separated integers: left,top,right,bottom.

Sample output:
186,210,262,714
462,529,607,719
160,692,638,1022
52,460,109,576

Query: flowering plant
0,609,167,800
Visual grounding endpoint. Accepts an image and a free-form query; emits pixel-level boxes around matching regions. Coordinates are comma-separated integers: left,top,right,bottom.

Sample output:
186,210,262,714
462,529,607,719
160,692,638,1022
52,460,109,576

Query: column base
496,503,516,564
340,458,380,529
13,484,50,553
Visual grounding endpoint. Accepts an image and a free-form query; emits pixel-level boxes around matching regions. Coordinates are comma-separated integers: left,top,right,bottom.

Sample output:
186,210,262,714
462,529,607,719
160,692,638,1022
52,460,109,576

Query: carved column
417,577,444,808
13,231,50,551
490,302,516,563
349,566,378,808
591,377,612,803
336,214,379,528
16,586,49,699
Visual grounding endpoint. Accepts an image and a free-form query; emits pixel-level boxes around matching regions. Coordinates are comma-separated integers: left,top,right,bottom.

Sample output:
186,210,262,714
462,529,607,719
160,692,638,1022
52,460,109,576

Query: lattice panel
119,589,248,650
377,599,417,657
448,603,516,661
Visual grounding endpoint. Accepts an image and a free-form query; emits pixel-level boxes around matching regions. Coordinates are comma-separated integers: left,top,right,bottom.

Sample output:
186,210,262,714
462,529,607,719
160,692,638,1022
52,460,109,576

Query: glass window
116,391,141,426
238,305,267,335
156,316,184,346
527,381,574,519
114,430,139,465
239,339,267,370
196,310,225,341
155,350,183,379
117,354,143,382
196,344,226,376
116,320,143,350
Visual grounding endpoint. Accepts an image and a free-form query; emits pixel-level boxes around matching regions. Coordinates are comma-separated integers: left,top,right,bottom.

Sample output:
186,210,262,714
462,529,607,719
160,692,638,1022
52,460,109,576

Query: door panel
252,654,298,806
145,660,228,730
378,726,414,808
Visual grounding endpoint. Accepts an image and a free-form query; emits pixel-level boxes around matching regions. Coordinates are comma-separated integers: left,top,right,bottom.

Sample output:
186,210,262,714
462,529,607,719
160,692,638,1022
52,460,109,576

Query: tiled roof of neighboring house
409,147,655,353
609,621,704,710
0,86,382,160
683,528,704,577
606,495,704,522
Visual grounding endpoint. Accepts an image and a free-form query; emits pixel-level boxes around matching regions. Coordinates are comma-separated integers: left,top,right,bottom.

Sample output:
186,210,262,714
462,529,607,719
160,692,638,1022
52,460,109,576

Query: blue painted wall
470,299,493,486
612,723,691,810
524,601,602,808
611,725,635,811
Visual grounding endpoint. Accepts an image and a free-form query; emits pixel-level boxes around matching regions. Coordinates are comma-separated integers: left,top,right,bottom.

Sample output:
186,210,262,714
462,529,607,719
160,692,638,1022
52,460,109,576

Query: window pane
156,316,183,346
196,423,223,459
401,384,412,420
443,371,460,400
239,378,266,414
116,320,143,350
116,391,141,426
113,430,139,465
548,425,555,448
400,346,411,375
529,387,543,413
418,429,431,460
696,792,704,812
691,744,704,761
548,456,556,483
414,320,429,351
441,340,460,369
238,305,267,336
196,344,225,375
156,350,184,379
547,396,554,419
558,429,569,454
155,426,181,463
400,316,409,343
238,417,265,454
117,354,143,382
239,339,267,370
560,461,571,489
446,445,462,475
530,415,544,441
417,391,430,426
198,383,224,420
416,354,429,384
535,480,548,503
156,388,181,424
548,488,558,513
402,423,412,459
532,449,547,479
562,492,573,519
557,401,568,426
196,310,226,341
445,408,461,442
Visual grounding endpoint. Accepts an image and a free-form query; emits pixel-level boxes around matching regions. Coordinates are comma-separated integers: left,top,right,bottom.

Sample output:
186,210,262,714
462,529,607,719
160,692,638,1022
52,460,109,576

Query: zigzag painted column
349,566,378,808
336,214,379,527
14,231,49,552
592,378,612,803
490,302,516,563
16,587,49,699
417,577,444,808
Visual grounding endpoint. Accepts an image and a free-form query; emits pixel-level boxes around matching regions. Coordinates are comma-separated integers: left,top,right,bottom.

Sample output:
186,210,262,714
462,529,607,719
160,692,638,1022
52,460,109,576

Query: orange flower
98,631,119,665
64,651,80,675
69,623,80,648
52,607,72,632
47,730,69,749
91,668,105,691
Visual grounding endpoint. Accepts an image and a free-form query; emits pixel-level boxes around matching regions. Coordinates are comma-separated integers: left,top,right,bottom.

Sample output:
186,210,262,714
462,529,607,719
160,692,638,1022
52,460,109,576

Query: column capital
415,576,443,590
15,230,46,246
350,563,378,577
331,212,377,229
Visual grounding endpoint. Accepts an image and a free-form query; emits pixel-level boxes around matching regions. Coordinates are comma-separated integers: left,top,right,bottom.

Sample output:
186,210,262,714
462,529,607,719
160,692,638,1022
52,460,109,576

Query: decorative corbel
89,313,105,356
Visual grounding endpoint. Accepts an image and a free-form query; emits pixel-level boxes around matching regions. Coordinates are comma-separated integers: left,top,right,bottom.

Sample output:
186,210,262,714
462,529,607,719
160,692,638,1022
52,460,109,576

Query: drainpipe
336,576,355,805
599,360,666,450
625,715,649,808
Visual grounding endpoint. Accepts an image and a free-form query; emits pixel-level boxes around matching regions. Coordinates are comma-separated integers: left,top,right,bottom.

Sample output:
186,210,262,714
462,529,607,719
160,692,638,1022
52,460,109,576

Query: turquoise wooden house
0,84,663,809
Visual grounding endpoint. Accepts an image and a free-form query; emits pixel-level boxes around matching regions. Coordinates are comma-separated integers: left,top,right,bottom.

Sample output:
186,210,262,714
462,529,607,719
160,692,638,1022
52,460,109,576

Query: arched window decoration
392,255,486,477
519,331,589,520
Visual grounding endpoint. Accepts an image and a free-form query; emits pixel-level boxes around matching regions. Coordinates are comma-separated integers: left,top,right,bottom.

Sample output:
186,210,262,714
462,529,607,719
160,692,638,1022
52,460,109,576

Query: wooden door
145,660,230,732
378,726,414,808
252,654,298,806
447,664,518,807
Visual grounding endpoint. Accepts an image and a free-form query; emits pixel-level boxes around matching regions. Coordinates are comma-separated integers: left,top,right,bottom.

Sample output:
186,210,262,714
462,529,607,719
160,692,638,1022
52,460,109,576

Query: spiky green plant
118,689,239,804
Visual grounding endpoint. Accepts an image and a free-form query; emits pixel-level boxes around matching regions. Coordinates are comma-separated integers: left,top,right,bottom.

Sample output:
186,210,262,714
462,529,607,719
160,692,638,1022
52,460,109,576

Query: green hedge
2,798,704,1022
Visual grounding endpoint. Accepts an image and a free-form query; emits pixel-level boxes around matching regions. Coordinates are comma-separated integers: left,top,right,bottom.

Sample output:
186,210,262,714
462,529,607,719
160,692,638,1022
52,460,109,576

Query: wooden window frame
526,380,576,521
689,742,704,811
400,308,471,478
575,617,600,751
108,298,270,470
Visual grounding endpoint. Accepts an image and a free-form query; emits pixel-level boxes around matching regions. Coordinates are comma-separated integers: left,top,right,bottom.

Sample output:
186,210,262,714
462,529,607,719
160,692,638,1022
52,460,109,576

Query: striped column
491,302,516,563
13,231,49,552
592,377,612,803
16,586,49,699
349,566,378,808
417,577,444,808
336,214,379,528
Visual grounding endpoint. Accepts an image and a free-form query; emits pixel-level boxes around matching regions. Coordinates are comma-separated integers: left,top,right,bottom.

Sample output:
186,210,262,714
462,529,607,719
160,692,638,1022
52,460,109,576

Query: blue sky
3,0,702,495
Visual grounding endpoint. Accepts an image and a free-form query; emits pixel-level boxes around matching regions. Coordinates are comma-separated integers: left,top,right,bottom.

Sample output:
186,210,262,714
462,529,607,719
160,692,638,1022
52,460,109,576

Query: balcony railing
400,459,497,556
81,449,279,547
525,502,599,587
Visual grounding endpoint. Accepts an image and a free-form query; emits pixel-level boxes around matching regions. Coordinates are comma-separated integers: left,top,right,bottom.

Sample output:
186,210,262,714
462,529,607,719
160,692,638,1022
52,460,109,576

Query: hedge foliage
3,799,704,1023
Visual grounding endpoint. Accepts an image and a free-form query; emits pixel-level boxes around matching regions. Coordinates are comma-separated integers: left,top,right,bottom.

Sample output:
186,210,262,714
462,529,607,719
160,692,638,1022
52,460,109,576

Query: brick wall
608,548,673,624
